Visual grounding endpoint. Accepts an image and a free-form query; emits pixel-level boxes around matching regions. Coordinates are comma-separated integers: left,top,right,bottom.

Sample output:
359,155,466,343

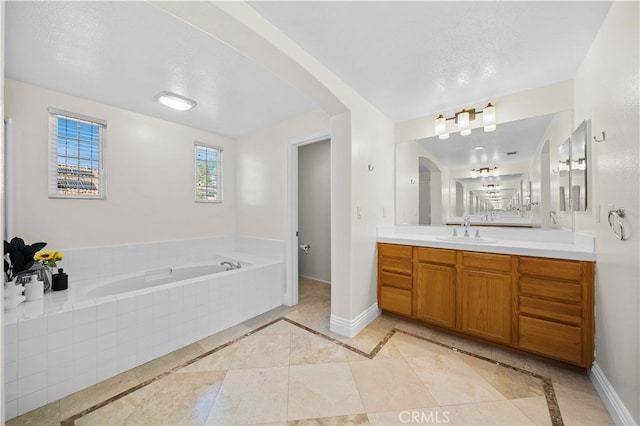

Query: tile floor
8,278,613,425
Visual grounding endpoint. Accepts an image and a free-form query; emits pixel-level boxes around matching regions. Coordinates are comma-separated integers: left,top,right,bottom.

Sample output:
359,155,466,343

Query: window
48,108,106,199
194,143,222,202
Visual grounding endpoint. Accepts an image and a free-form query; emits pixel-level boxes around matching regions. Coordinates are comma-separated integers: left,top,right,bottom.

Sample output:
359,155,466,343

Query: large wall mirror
395,110,574,228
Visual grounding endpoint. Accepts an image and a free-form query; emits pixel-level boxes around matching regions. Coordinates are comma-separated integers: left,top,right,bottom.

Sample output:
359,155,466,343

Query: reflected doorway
418,156,442,225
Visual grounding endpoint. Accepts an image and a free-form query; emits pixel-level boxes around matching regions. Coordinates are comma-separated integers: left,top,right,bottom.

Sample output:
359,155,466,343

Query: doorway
297,140,331,284
286,132,331,307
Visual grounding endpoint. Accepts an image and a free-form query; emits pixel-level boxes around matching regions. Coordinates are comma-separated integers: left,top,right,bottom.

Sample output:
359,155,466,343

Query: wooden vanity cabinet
414,247,457,329
377,242,595,368
377,243,413,317
517,257,595,367
459,252,515,345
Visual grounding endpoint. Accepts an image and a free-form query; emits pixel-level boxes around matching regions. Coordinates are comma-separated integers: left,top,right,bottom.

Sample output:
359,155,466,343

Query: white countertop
377,226,595,261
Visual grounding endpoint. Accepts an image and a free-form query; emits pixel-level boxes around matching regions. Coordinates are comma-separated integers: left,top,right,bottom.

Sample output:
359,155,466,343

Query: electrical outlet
595,204,601,223
357,206,362,220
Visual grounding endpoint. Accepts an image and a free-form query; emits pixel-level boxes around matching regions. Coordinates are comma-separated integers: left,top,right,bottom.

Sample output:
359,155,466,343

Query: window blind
194,142,223,202
48,108,106,199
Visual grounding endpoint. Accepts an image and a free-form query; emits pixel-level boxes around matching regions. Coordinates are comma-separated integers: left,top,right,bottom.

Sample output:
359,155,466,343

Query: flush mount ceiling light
155,91,197,111
434,103,497,138
471,166,499,178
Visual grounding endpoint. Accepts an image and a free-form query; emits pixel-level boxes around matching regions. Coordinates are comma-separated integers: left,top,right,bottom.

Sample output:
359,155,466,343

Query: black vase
52,268,68,291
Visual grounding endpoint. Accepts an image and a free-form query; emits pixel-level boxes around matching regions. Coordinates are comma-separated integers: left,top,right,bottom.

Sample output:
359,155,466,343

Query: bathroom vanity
377,226,595,368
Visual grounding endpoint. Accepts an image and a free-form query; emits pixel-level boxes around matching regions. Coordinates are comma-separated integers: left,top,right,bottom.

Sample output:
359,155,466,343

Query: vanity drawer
379,243,413,259
379,286,412,316
379,258,413,275
520,296,581,325
519,316,582,364
520,277,581,303
462,251,511,272
379,272,412,290
417,247,456,265
519,257,583,282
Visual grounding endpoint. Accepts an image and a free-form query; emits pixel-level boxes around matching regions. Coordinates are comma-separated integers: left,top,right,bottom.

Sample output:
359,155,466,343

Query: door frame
285,131,330,306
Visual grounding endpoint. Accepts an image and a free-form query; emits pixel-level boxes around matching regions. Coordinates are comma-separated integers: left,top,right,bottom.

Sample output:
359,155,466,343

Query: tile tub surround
378,225,595,261
4,236,285,420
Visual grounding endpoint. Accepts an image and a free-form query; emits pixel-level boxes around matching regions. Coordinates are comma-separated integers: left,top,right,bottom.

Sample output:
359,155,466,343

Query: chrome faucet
220,260,241,270
463,217,471,237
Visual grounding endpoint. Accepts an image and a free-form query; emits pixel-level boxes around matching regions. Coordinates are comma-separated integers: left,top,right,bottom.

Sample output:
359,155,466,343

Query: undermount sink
436,236,498,244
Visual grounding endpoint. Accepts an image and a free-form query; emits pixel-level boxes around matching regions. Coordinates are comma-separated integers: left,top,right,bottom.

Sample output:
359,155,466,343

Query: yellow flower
35,251,64,268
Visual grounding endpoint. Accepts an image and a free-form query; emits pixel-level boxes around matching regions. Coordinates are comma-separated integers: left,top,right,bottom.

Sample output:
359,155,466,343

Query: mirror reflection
396,111,574,228
559,139,571,211
570,120,589,211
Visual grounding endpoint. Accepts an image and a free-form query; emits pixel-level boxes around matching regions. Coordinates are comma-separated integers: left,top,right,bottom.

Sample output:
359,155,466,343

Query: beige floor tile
407,352,506,406
198,323,253,351
255,318,295,335
124,370,225,425
288,413,369,425
344,348,372,362
346,328,388,353
178,345,237,373
459,353,545,400
60,370,140,419
229,333,290,369
554,382,614,425
206,366,289,425
288,362,365,421
6,401,60,426
133,342,205,382
511,396,552,425
490,347,551,377
242,305,293,329
290,332,348,365
75,383,157,425
349,358,438,413
546,362,596,393
371,339,404,360
389,332,454,358
445,400,536,425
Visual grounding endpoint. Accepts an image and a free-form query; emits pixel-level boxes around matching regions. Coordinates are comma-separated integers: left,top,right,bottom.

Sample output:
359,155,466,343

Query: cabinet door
415,262,456,328
460,269,512,344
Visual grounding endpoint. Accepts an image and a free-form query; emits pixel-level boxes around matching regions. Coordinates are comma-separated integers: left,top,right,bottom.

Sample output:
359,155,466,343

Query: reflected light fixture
156,91,197,111
471,166,499,178
434,103,497,138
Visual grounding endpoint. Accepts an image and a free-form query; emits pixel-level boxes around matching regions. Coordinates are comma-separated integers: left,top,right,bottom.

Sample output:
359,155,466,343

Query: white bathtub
83,262,247,299
5,238,285,419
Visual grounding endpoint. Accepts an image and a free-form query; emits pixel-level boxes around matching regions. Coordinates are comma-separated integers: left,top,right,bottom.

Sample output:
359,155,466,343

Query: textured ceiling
5,1,612,146
5,1,316,138
250,1,612,122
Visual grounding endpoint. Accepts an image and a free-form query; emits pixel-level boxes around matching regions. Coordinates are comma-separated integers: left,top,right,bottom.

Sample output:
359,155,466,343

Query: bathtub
5,239,285,419
83,262,248,299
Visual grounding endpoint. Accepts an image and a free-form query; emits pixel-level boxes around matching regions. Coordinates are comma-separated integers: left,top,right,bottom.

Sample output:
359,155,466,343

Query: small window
48,108,106,199
194,143,222,202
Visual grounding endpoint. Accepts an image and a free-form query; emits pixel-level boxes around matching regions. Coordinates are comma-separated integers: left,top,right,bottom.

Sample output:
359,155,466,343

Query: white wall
235,109,329,240
5,80,237,249
572,2,639,423
298,139,331,283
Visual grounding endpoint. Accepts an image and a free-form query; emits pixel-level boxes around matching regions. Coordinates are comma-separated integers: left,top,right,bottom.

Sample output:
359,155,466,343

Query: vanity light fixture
482,183,500,191
434,103,497,138
155,91,197,111
471,166,499,178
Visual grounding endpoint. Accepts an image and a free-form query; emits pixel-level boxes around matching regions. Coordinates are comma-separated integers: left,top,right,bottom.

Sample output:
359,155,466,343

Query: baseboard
589,362,637,425
329,303,381,338
299,274,331,285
